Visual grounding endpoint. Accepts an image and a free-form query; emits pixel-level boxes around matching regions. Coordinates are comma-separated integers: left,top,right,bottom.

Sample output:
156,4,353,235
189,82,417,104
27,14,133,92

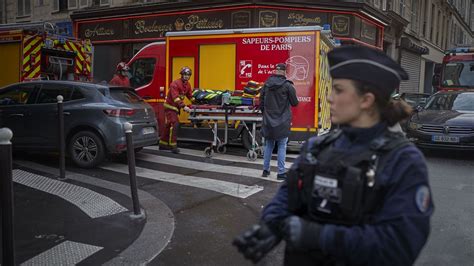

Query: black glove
232,223,281,263
282,216,322,251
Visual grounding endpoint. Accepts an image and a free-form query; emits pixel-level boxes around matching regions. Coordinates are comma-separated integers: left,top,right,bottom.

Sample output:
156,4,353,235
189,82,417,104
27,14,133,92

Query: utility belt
287,129,410,225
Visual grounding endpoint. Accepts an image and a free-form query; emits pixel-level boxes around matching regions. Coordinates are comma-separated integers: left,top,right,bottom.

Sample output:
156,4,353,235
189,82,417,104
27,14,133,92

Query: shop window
17,0,31,17
129,58,156,88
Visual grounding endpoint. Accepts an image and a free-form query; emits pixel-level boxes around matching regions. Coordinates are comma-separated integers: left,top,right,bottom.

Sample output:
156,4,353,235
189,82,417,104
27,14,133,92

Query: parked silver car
0,80,158,168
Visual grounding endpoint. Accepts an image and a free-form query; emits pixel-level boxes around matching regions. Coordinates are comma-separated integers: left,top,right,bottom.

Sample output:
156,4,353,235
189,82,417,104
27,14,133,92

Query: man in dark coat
260,63,299,180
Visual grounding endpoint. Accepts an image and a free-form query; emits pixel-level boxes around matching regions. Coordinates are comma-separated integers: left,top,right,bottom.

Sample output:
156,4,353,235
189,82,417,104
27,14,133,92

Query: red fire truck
0,29,93,88
432,47,474,91
127,26,336,151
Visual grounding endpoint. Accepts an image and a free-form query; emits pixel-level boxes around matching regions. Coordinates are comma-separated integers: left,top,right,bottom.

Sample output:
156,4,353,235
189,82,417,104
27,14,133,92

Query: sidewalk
2,162,174,265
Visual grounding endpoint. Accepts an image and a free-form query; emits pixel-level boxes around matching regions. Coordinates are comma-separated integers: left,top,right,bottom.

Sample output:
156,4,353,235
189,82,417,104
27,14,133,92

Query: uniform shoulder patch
415,185,431,213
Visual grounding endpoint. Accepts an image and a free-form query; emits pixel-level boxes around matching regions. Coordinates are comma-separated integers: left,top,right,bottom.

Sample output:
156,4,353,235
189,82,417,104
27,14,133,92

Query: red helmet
180,66,192,76
116,62,130,72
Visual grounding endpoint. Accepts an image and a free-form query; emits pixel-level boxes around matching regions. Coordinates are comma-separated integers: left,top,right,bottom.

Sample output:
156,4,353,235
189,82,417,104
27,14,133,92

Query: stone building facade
1,0,473,93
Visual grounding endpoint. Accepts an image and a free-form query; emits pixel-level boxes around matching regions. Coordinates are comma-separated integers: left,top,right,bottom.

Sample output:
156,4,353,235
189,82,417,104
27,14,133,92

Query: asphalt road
414,149,474,266
11,143,474,266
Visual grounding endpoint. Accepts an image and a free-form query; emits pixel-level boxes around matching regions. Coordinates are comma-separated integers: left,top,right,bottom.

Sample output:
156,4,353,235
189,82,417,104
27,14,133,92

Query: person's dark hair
352,80,412,126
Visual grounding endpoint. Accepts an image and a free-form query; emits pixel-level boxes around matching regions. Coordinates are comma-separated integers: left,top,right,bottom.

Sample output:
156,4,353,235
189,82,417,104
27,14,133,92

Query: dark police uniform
261,123,433,265
233,45,434,266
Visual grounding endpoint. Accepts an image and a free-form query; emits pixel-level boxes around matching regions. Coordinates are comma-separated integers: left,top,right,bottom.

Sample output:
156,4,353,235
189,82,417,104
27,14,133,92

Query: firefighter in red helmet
109,62,131,87
159,66,194,153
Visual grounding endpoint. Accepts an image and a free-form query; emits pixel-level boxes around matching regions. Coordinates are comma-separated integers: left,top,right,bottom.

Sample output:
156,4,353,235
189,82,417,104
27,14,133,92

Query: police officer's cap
328,45,408,91
275,63,286,71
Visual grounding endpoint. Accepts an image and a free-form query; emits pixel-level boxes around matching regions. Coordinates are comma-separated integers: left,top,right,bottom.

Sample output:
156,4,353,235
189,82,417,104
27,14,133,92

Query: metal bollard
57,95,66,180
123,122,142,217
1,127,15,266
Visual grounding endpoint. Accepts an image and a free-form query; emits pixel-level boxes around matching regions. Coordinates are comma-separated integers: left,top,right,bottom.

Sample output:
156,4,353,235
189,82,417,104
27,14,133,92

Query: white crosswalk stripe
21,241,102,266
135,152,283,183
144,146,296,168
100,162,264,199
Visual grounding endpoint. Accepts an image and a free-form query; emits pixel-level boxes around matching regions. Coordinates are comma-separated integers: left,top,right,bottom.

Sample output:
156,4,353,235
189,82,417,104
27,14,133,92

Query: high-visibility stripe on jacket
165,78,193,111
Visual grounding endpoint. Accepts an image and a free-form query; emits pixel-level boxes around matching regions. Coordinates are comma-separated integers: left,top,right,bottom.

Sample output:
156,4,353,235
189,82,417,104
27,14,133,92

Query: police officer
160,66,194,154
233,45,434,265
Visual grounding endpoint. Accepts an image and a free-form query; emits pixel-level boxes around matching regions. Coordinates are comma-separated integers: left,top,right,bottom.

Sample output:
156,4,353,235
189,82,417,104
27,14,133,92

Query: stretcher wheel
247,150,257,161
217,145,227,154
204,147,214,158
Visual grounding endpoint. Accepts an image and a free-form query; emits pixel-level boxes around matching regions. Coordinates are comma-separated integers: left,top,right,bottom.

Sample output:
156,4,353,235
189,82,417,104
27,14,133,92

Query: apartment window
410,0,419,32
18,0,32,16
374,0,381,8
100,0,110,5
381,0,388,10
421,0,427,36
430,4,435,41
437,10,441,45
79,0,89,8
399,0,405,17
53,0,59,11
68,0,78,9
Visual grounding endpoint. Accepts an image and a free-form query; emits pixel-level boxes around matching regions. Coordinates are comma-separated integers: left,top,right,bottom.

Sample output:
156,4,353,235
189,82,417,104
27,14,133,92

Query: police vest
287,129,411,225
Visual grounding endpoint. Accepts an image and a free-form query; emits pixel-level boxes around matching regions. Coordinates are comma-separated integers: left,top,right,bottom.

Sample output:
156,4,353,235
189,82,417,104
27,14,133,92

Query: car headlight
408,122,422,130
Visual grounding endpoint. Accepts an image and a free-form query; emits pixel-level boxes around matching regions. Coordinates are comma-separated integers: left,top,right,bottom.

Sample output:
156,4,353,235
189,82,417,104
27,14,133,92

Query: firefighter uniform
160,78,193,150
109,74,130,87
109,62,130,87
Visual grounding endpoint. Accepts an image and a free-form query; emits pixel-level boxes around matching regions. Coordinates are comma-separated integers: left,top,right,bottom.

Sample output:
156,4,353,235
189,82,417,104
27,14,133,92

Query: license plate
142,127,155,135
431,135,459,143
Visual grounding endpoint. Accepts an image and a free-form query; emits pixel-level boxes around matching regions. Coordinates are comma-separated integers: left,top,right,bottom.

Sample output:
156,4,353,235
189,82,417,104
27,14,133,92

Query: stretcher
188,104,263,161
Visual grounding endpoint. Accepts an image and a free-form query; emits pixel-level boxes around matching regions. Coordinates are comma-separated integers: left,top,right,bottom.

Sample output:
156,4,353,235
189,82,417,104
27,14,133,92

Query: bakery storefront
72,3,386,82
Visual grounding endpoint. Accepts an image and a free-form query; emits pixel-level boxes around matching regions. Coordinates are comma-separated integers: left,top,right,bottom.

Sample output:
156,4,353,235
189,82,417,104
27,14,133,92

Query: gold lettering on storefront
182,15,224,31
84,25,115,38
134,20,173,36
287,13,321,26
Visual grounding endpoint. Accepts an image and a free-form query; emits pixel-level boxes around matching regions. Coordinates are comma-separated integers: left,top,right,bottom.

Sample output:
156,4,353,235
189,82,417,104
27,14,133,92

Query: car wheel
69,131,105,168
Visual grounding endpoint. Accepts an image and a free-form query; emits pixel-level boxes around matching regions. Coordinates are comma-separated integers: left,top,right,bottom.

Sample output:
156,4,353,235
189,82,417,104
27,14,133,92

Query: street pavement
2,144,473,265
4,143,292,265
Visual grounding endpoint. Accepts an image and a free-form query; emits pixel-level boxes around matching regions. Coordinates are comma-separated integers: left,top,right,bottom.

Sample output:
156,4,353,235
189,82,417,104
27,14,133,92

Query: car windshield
424,92,474,111
402,94,429,107
109,88,143,103
442,61,474,88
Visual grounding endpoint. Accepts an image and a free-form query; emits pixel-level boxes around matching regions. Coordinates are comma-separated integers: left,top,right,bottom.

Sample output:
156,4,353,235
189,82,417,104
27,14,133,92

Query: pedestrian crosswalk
21,241,103,266
144,146,297,168
100,162,263,199
97,146,295,199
